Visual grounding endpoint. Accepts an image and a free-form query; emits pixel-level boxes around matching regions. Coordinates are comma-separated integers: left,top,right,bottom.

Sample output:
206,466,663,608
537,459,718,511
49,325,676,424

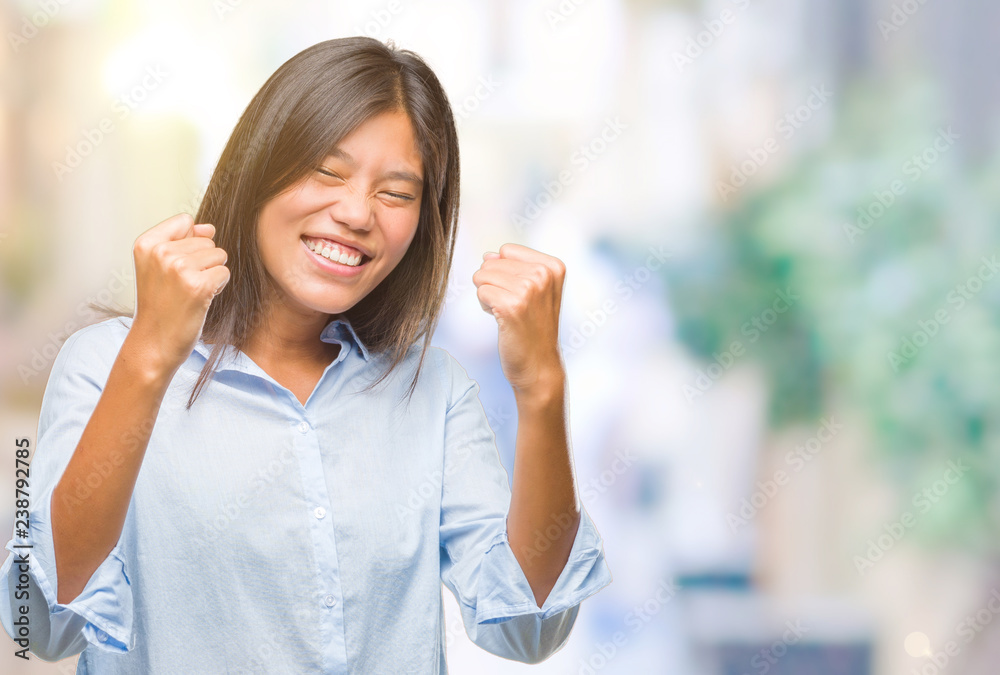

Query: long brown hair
90,37,460,409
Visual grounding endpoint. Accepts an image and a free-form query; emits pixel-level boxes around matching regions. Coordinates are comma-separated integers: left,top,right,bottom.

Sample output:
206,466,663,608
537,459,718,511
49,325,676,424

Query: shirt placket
294,415,349,674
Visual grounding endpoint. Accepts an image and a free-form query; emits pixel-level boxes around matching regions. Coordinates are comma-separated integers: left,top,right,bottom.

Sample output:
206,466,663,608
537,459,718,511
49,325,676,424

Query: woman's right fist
129,213,230,376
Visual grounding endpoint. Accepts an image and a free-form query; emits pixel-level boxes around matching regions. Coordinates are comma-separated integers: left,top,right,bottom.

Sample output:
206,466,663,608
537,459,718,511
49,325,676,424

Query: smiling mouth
302,236,371,267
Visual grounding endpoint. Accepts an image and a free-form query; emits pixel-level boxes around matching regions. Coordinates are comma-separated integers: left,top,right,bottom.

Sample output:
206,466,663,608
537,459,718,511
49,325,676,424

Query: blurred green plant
664,74,1000,551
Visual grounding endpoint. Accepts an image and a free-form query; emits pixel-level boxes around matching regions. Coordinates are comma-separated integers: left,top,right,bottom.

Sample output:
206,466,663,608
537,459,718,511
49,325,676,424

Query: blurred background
2,0,999,673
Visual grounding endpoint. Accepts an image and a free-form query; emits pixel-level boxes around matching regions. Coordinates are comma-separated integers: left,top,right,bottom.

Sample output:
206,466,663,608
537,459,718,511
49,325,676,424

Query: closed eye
315,167,415,202
384,192,415,202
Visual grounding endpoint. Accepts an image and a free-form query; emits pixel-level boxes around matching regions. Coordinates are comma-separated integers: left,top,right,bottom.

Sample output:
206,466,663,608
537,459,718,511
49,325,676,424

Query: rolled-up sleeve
0,322,135,660
437,351,613,664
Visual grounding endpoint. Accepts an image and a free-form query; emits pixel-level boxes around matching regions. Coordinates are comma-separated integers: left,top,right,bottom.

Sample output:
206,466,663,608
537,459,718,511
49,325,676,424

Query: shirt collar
190,315,370,368
320,315,371,362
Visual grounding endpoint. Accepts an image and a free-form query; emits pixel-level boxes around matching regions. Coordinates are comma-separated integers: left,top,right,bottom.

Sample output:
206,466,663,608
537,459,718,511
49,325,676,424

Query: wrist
513,365,566,410
119,331,180,388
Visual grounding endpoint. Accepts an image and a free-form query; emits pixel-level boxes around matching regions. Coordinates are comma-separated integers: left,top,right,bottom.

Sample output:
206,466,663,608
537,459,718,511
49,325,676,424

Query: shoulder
424,344,454,369
54,316,134,372
423,345,478,409
35,316,135,411
383,341,473,402
69,315,133,350
391,339,455,377
366,340,481,412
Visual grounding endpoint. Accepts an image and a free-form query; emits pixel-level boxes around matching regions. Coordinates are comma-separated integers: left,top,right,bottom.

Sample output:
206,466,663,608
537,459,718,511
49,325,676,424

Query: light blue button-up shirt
1,315,612,673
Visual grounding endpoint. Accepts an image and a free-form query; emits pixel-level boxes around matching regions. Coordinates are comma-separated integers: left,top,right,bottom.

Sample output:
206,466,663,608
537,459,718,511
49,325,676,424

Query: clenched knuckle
166,256,186,274
151,240,170,260
191,279,212,298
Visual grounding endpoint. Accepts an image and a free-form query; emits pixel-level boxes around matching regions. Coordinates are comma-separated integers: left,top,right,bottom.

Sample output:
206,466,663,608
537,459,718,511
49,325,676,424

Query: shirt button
297,421,310,434
98,633,108,642
314,506,326,519
324,594,337,607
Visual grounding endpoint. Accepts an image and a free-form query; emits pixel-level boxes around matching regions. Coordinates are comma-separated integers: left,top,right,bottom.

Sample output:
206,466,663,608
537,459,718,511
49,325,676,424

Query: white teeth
305,238,363,266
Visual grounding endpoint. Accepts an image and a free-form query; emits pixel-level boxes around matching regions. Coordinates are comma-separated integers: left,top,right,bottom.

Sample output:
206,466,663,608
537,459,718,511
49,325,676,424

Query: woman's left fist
472,243,566,395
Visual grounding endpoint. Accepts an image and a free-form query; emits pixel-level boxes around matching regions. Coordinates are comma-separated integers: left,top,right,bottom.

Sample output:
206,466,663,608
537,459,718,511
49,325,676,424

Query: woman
1,37,612,673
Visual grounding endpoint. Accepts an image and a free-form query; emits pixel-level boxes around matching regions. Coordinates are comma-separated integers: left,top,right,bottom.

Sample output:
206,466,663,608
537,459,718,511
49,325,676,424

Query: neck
243,301,339,369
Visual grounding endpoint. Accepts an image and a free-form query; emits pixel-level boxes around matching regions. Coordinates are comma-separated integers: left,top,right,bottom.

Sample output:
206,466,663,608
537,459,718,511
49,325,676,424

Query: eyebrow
326,148,424,187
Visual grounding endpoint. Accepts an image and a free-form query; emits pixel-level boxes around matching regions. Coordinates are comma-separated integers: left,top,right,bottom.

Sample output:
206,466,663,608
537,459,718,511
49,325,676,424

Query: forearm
506,368,581,609
51,332,175,605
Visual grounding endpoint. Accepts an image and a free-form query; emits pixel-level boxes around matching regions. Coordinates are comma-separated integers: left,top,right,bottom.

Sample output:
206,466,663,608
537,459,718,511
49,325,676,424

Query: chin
314,298,361,315
284,286,358,316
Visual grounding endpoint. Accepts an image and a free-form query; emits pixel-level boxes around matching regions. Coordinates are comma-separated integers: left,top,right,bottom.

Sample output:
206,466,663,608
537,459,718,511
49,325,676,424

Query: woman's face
257,109,424,317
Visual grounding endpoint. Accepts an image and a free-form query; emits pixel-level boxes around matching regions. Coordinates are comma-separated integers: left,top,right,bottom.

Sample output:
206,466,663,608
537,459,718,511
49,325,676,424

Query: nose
328,182,374,231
